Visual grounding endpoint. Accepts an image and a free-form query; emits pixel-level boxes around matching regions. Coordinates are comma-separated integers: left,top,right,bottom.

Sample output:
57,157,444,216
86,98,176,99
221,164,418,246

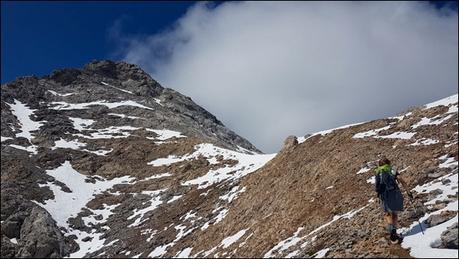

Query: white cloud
115,1,458,152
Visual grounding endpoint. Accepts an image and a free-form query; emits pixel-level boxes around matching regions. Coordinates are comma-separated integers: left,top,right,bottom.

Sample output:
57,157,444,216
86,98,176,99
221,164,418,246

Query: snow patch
128,189,165,227
356,167,371,175
50,100,153,110
149,143,275,189
75,126,139,139
69,117,95,131
409,138,439,146
264,205,368,258
36,161,133,228
221,229,248,249
424,94,458,110
352,125,391,139
219,186,246,203
176,247,193,258
366,176,376,185
7,99,45,152
52,138,86,150
146,128,186,140
314,248,330,258
298,121,365,144
141,172,172,181
1,136,13,142
101,81,134,94
148,155,186,167
48,90,74,97
181,144,275,189
107,113,141,120
376,131,416,140
411,114,454,129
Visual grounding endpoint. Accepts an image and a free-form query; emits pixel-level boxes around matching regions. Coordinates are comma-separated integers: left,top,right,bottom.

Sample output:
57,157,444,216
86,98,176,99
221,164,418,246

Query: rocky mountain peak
1,60,259,153
1,60,457,258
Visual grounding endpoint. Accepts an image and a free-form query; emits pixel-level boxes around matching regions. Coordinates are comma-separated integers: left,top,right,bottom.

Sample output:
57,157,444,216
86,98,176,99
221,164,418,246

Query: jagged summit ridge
1,60,259,153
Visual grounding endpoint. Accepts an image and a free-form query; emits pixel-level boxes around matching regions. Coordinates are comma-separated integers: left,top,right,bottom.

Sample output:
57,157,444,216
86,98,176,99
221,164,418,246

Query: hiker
374,157,413,243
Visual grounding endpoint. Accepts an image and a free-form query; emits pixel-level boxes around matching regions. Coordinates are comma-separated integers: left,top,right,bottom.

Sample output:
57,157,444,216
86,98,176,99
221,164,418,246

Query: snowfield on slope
149,143,276,189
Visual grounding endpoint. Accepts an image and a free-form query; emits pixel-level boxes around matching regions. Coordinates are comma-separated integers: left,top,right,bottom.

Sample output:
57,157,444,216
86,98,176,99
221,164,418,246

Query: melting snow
69,117,95,131
107,113,141,120
168,195,183,203
313,248,330,258
409,138,439,146
101,81,134,94
356,167,371,175
1,136,13,142
424,94,458,110
411,115,454,129
298,122,365,144
438,155,458,169
376,131,416,140
154,98,163,106
148,143,275,189
75,126,139,139
50,100,153,110
34,161,132,257
52,138,86,150
352,125,391,139
148,155,186,167
141,172,172,181
264,205,369,258
366,176,376,184
389,112,413,121
8,144,38,154
82,204,119,227
48,90,74,97
401,148,458,258
128,189,165,227
181,144,275,189
214,208,229,224
36,161,133,228
413,173,458,205
7,99,44,150
176,247,193,258
219,186,246,203
402,214,458,258
221,229,248,248
146,129,186,140
402,180,458,257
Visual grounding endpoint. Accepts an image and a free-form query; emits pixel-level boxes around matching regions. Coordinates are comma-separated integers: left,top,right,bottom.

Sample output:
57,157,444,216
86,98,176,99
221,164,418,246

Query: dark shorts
381,189,404,213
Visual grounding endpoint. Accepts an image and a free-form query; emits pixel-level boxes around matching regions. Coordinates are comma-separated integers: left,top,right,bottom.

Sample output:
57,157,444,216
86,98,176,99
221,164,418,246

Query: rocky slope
1,60,457,258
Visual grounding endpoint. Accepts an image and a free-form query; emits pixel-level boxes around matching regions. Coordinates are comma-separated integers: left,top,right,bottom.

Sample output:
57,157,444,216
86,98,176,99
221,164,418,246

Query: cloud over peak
115,1,458,152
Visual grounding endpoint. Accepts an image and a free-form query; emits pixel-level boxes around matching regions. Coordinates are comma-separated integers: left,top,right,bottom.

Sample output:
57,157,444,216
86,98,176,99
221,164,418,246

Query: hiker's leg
384,212,392,225
392,213,399,228
384,212,396,235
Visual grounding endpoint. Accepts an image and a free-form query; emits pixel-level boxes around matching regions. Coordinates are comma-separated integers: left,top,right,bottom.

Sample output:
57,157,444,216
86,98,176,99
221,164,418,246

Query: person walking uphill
374,157,413,244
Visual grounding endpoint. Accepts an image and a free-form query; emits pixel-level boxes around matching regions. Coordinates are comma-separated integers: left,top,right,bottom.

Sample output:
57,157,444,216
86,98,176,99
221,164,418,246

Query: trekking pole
407,193,424,235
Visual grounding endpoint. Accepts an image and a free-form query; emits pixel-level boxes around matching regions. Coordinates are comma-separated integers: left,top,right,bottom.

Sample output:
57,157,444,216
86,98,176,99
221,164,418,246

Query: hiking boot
390,229,399,244
389,229,404,244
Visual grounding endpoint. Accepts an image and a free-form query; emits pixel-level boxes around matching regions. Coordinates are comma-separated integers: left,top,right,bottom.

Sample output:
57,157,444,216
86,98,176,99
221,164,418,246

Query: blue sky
1,1,197,83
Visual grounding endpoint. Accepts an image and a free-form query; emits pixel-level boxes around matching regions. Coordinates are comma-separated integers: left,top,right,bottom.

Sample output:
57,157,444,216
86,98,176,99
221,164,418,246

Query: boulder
283,136,298,150
424,211,456,227
440,222,458,249
16,206,70,258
